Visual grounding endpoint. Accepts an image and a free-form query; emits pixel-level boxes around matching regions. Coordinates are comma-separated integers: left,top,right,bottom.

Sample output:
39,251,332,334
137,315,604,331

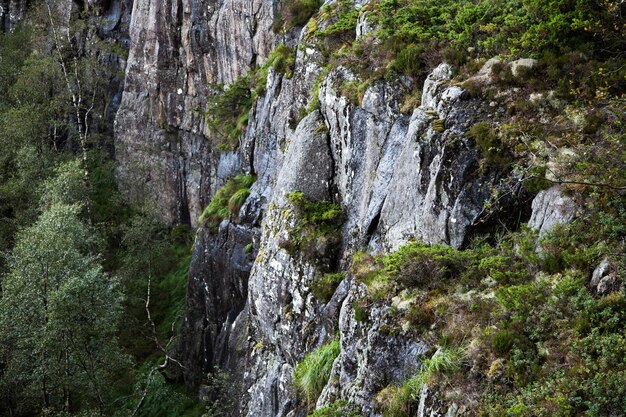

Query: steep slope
113,0,625,416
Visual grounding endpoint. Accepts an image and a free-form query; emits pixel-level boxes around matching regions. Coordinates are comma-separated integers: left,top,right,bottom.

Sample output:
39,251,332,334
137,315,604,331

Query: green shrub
310,272,345,303
466,122,510,170
315,1,360,45
283,191,343,266
478,255,531,285
198,174,256,230
294,338,341,405
381,242,474,289
205,76,254,150
492,329,515,355
275,0,323,32
393,43,424,77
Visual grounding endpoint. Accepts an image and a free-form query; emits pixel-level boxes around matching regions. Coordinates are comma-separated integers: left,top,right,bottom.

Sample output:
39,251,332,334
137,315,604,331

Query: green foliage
0,203,129,415
393,43,424,77
205,76,254,150
254,44,296,95
203,368,239,417
359,241,476,297
293,338,341,406
281,191,343,267
380,347,463,417
466,122,510,171
274,0,323,32
127,361,204,417
432,118,445,133
339,79,370,106
308,400,363,417
198,174,256,230
310,272,345,303
315,1,360,44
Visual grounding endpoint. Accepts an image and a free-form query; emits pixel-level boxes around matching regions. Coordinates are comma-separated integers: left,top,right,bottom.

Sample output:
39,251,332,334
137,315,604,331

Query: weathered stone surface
0,0,27,32
510,58,538,77
177,223,257,386
112,2,536,415
114,0,279,225
528,185,578,236
318,279,428,415
591,258,621,296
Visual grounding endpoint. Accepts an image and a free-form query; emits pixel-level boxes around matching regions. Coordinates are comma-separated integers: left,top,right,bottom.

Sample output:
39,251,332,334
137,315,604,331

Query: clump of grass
274,0,323,32
466,122,510,172
380,347,463,417
310,272,345,303
198,174,256,230
205,76,254,151
308,400,363,417
433,118,445,133
280,191,343,267
294,338,341,406
254,44,296,96
400,89,422,114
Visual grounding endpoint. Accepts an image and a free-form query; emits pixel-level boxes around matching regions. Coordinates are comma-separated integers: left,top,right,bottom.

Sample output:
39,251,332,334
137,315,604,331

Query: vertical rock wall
114,1,538,416
0,0,27,32
114,0,280,225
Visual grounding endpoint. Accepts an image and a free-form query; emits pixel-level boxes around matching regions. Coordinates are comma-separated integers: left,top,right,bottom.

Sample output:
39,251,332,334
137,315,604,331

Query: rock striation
113,1,536,416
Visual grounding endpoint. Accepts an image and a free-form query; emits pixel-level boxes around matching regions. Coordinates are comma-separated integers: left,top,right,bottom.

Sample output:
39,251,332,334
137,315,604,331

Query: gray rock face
114,0,279,225
177,223,257,387
510,58,538,77
0,0,27,32
590,258,621,296
528,185,578,236
318,280,429,415
113,2,533,416
172,58,525,415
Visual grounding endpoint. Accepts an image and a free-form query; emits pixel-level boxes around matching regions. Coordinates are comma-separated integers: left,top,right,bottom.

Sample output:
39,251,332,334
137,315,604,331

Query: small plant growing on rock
283,191,343,267
205,76,254,150
310,272,345,303
380,347,463,417
466,122,510,172
308,400,363,417
199,174,256,230
294,338,341,406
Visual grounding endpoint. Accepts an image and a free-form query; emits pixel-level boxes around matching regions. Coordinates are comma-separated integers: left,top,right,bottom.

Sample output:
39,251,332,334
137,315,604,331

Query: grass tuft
294,338,341,405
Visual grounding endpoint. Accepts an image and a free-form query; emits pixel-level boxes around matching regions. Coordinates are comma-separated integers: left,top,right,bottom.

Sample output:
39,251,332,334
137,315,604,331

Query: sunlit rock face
115,2,530,416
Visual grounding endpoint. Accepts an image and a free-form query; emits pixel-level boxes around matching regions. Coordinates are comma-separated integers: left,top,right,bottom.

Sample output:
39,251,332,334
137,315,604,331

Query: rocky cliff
112,1,581,416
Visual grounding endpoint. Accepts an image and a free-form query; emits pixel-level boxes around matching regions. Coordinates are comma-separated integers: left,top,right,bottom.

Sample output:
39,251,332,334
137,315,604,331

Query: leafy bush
315,1,360,45
393,43,423,77
294,338,341,405
198,174,256,230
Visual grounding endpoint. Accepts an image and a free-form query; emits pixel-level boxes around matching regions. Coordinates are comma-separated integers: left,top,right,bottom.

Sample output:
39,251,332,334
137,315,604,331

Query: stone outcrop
528,185,578,236
0,0,27,32
114,0,279,225
113,1,533,416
